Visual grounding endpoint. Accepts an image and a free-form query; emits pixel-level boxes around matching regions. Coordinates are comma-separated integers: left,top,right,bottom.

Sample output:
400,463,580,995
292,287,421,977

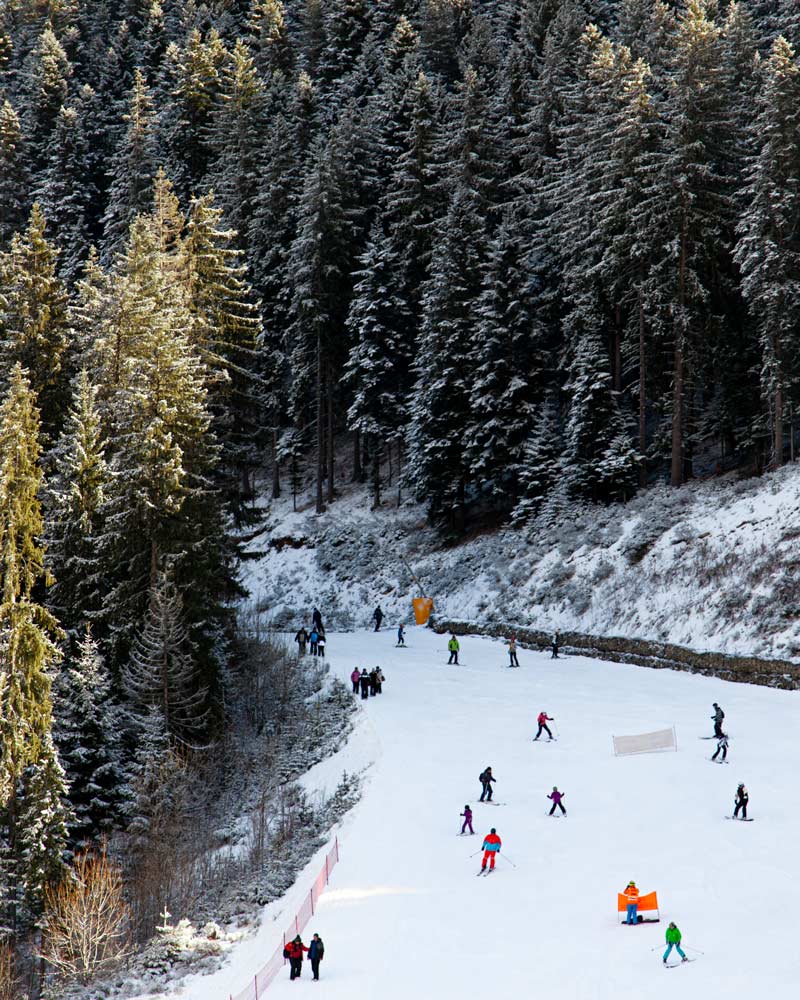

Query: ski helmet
490,828,496,834
552,786,558,791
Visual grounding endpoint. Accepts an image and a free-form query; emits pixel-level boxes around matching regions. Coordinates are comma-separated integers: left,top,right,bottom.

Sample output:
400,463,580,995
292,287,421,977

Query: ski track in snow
146,628,800,999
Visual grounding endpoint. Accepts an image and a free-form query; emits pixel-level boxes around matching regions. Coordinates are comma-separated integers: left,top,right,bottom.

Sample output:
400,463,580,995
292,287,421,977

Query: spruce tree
22,26,72,171
0,100,30,247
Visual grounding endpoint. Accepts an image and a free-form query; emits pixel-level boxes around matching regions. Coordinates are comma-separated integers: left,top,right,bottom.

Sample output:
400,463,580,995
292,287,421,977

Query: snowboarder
312,607,324,633
397,623,406,646
317,632,326,658
508,636,519,667
479,766,496,802
663,922,688,965
308,933,324,981
359,669,370,699
547,786,566,816
372,605,384,631
285,936,308,979
294,627,309,656
448,635,460,664
711,702,725,738
551,631,560,659
350,668,360,694
309,628,319,656
623,881,639,924
733,783,749,820
481,827,502,871
711,733,728,762
534,711,554,741
460,805,474,835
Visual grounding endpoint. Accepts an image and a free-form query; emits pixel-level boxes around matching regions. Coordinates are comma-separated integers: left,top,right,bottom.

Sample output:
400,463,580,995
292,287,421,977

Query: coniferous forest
2,0,800,992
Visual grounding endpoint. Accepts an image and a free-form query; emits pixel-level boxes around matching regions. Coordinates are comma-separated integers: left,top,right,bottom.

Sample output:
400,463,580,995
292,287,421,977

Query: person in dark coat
285,936,308,979
712,702,725,738
312,607,324,633
551,631,560,659
308,933,324,981
733,783,749,819
294,627,309,656
369,668,378,696
359,669,370,699
372,605,384,631
479,766,496,802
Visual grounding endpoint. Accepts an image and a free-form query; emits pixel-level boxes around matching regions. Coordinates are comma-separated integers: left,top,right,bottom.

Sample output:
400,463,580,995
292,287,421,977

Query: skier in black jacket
359,669,370,699
712,702,725,738
308,934,324,981
479,766,496,802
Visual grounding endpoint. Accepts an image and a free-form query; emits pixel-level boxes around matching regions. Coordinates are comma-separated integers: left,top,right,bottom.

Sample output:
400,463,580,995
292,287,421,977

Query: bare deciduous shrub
41,843,131,985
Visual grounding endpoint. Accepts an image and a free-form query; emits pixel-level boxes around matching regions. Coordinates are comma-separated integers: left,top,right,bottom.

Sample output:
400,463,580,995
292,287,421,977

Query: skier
508,636,519,667
534,711,554,741
308,933,325,981
317,632,326,658
309,628,319,656
663,922,688,965
312,607,324,633
372,605,384,631
359,669,370,700
447,635,460,664
711,702,725,738
733,783,749,820
294,626,309,656
711,733,728,762
350,668,360,694
397,623,406,646
623,881,639,924
551,631,560,659
480,827,502,872
285,936,309,979
547,786,566,816
460,805,474,835
478,766,496,802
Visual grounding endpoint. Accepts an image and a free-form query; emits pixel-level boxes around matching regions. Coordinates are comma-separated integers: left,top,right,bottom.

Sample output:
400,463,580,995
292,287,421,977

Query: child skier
663,922,688,965
711,733,728,762
733,783,749,819
508,636,519,667
350,668,360,694
397,623,405,646
447,635,460,664
460,805,474,835
547,786,566,816
480,827,501,872
478,767,496,802
534,711,554,740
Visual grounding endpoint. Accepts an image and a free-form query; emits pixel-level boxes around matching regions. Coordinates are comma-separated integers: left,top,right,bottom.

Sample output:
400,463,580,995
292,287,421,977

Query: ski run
163,627,798,1000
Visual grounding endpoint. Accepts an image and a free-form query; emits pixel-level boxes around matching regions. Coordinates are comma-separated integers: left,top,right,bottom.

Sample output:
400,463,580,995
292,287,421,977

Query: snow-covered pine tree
512,394,563,522
52,628,127,849
735,36,800,468
0,204,70,444
0,100,30,247
247,0,294,81
21,26,72,172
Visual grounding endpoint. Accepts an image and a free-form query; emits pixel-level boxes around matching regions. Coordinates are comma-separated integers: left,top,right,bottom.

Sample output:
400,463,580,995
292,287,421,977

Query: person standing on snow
733,783,749,819
551,631,560,659
623,881,639,924
309,628,319,656
308,933,325,980
547,786,566,816
663,922,688,965
359,669,370,700
350,668,361,694
294,626,309,656
711,702,725,738
374,667,384,694
711,733,728,762
460,805,474,835
317,632,326,658
479,766,496,802
397,623,406,646
534,711,554,741
480,827,502,872
447,635,460,664
285,936,309,979
312,607,324,633
372,605,384,631
508,636,519,667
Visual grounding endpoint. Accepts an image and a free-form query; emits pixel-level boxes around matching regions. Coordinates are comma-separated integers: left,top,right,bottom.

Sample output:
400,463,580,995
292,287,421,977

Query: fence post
310,887,314,916
295,915,299,934
283,933,287,963
254,975,259,1000
335,837,339,862
325,854,329,883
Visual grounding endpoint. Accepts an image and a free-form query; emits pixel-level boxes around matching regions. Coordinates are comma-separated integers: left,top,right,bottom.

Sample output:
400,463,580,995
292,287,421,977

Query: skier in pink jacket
350,668,360,694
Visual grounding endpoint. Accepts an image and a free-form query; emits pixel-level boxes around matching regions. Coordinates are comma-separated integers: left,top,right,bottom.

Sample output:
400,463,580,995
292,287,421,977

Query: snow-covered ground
246,463,800,662
158,627,800,999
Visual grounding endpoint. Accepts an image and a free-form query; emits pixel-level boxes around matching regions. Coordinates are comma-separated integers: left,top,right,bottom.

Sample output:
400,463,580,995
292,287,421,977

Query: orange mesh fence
617,891,658,912
229,838,340,1000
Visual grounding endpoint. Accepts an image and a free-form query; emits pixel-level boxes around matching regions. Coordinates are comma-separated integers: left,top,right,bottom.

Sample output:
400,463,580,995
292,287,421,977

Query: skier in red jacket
534,711,554,741
481,828,502,871
285,936,309,979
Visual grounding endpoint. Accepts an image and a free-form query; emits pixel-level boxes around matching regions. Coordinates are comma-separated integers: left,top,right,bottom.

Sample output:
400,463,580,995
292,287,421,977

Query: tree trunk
352,428,362,482
396,439,403,506
315,336,325,514
614,302,622,394
326,369,334,504
373,436,381,507
774,366,784,468
638,289,646,488
671,229,687,487
454,476,466,533
271,428,280,499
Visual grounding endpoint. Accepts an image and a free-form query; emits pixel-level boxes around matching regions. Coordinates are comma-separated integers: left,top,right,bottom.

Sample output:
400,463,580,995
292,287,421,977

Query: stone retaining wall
430,619,800,690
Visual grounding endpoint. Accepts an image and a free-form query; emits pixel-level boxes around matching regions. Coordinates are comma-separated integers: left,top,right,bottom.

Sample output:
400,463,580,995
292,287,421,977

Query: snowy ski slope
176,628,800,999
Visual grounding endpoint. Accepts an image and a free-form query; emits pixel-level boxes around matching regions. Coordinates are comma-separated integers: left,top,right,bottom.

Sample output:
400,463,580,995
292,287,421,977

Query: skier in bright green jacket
447,635,460,665
663,922,688,965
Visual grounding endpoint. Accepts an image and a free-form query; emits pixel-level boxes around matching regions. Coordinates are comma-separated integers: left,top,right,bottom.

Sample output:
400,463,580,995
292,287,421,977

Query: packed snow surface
168,628,799,999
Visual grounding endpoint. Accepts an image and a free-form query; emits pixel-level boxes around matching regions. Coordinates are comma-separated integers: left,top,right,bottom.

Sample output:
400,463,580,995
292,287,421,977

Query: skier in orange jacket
623,881,639,924
481,828,502,872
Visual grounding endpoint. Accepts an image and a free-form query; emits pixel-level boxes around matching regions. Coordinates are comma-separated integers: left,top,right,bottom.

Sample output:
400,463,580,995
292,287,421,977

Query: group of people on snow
350,666,385,699
284,933,325,980
295,607,327,658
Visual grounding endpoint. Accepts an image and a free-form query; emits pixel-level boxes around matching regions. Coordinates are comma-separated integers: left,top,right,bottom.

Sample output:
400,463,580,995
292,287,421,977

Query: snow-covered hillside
154,628,800,999
246,463,800,661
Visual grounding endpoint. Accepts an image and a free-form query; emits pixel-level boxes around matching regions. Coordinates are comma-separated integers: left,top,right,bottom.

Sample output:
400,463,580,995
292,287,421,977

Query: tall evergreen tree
0,100,30,247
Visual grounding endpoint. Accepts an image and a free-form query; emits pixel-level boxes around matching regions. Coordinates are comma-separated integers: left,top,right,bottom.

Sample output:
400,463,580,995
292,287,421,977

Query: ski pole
685,945,705,955
498,853,517,868
553,720,561,739
468,850,482,858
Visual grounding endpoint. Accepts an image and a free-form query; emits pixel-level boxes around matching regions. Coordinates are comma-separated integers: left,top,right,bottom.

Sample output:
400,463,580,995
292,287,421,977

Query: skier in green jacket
447,635,460,665
663,922,688,965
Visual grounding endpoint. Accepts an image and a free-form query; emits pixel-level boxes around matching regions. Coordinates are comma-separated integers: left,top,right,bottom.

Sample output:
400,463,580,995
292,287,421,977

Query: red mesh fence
229,838,340,1000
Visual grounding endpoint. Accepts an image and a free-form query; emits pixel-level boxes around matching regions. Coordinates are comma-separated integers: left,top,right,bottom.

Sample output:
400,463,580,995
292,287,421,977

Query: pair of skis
476,867,496,876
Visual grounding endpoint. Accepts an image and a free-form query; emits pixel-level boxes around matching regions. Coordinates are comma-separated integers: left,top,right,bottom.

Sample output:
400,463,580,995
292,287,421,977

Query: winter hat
294,936,301,943
552,786,558,791
628,881,636,887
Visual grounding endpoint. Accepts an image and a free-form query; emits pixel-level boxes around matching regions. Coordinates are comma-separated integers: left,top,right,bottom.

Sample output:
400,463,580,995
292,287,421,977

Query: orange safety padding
412,597,434,625
617,891,658,912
